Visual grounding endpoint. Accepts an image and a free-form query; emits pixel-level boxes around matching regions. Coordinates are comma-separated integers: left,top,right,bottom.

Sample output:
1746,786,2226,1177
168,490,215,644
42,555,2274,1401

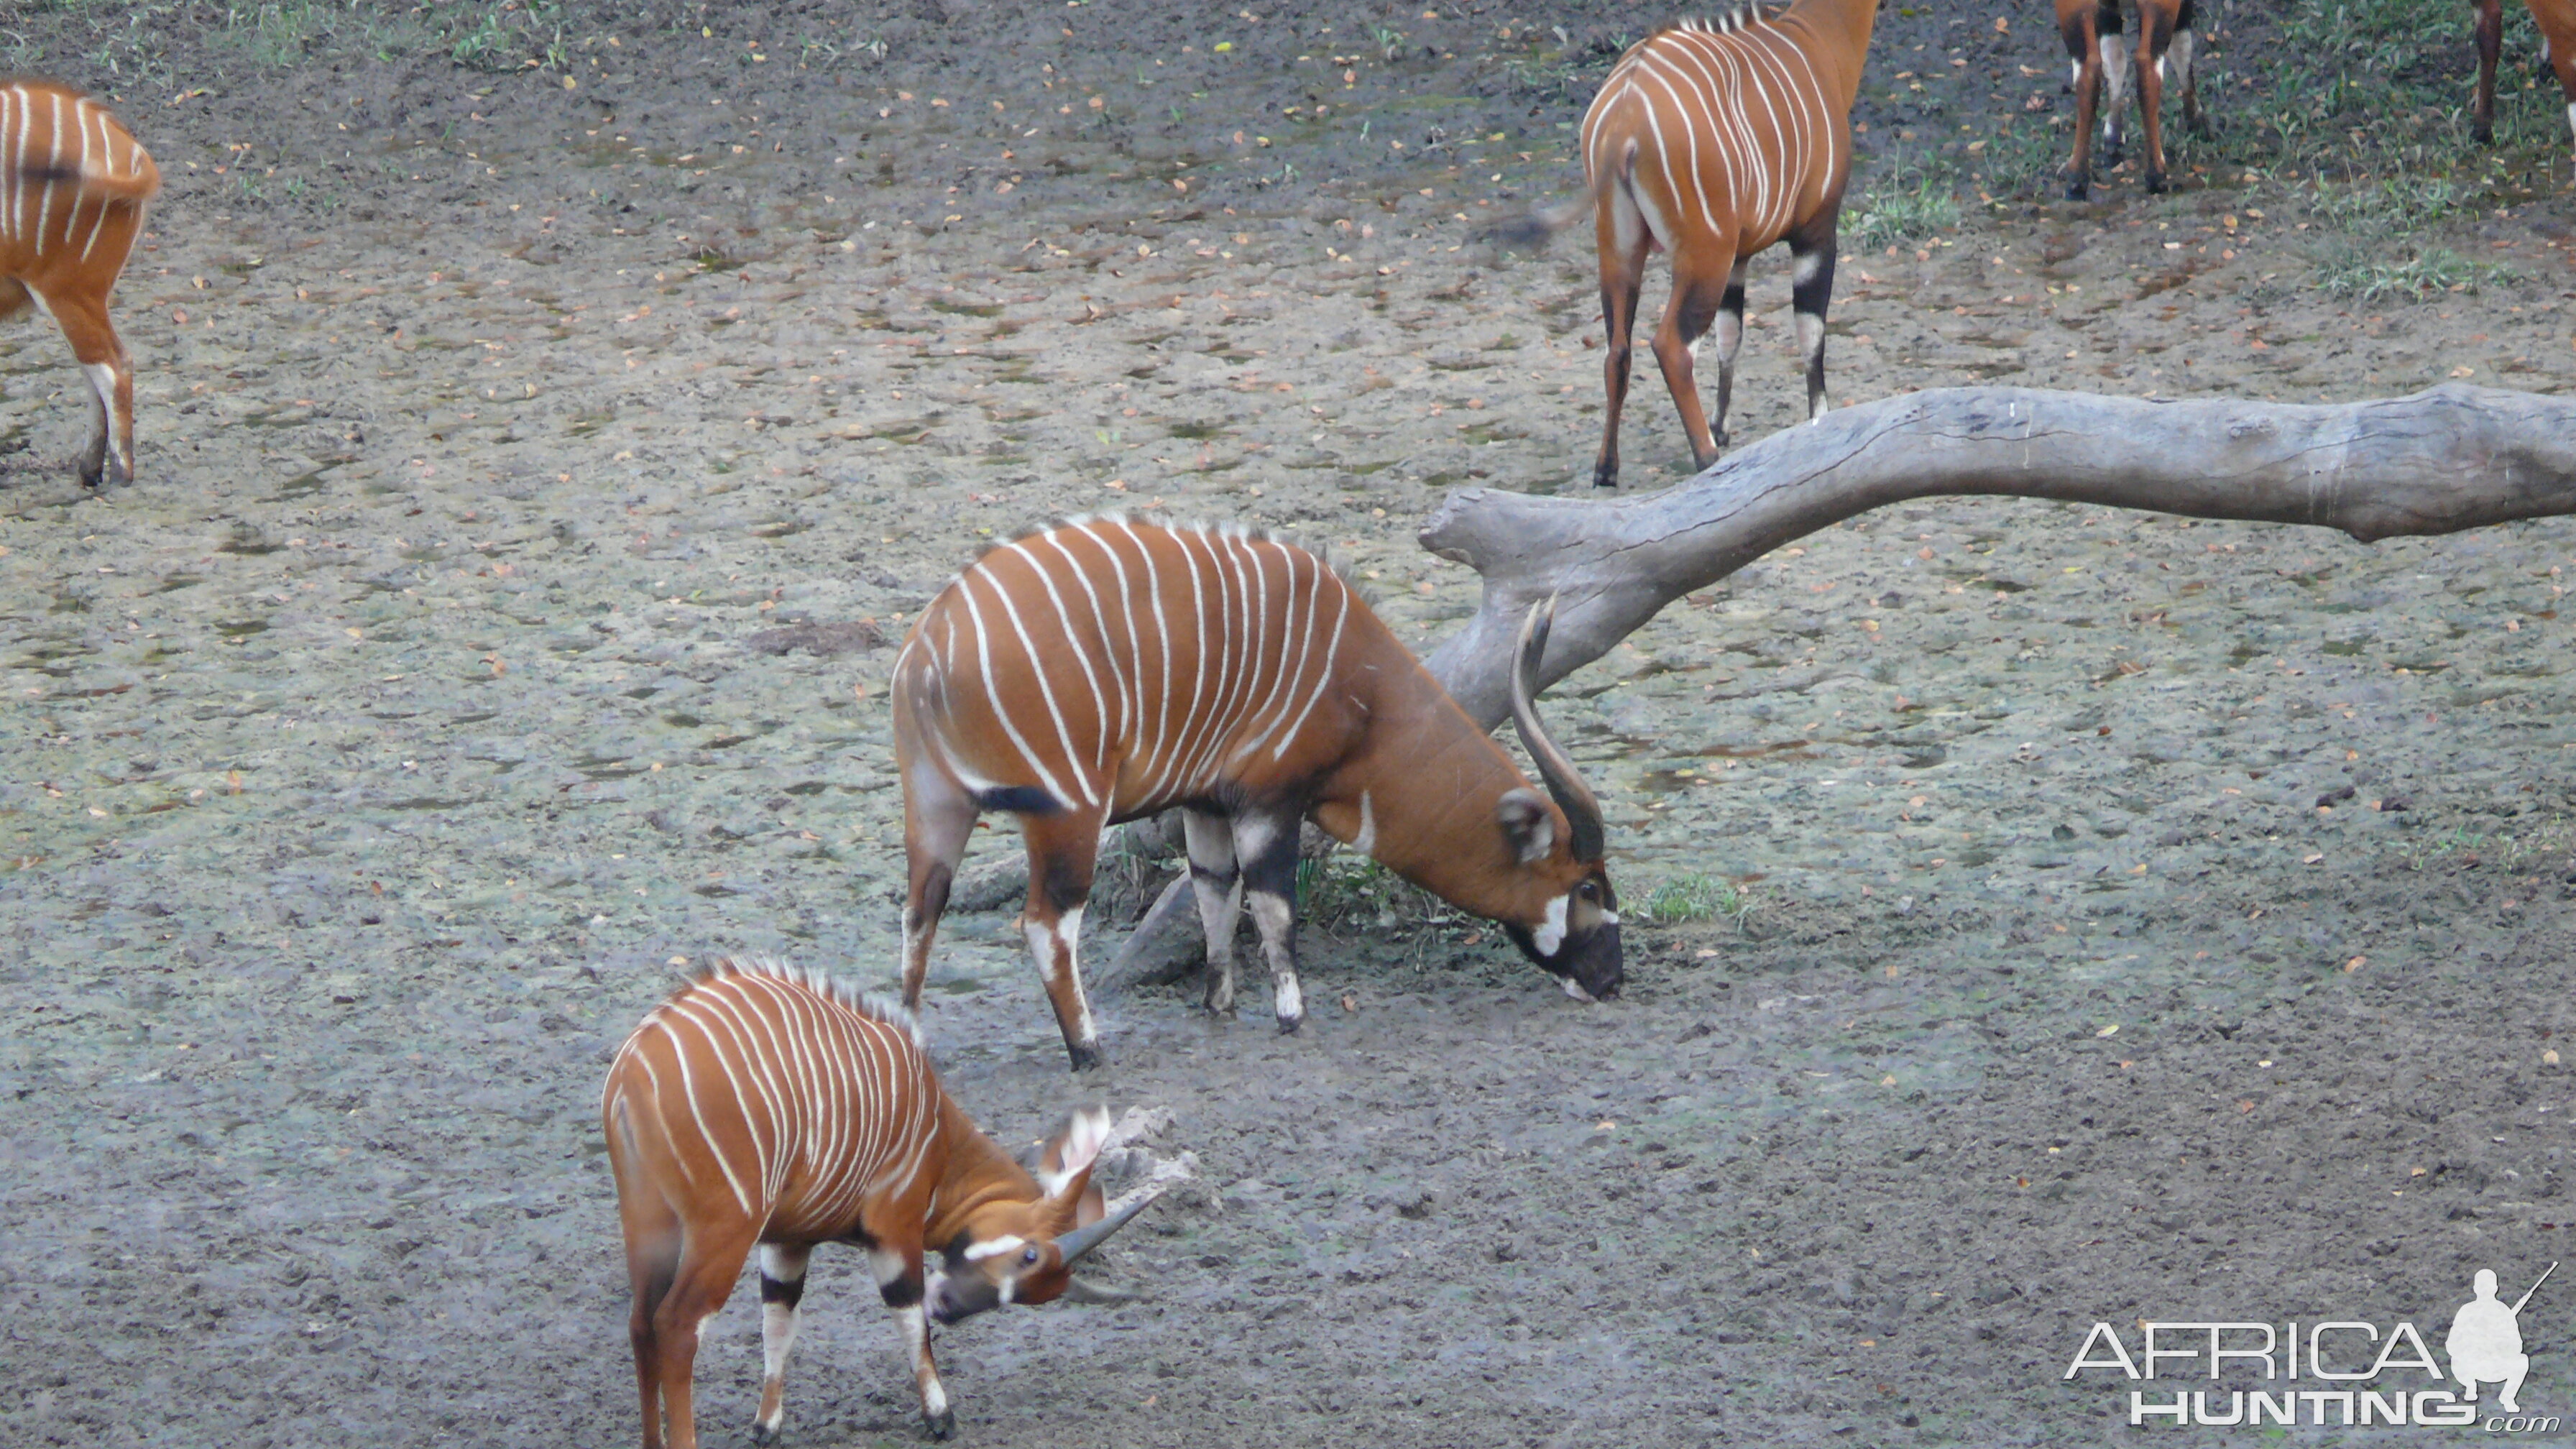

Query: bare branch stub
1417,384,2576,730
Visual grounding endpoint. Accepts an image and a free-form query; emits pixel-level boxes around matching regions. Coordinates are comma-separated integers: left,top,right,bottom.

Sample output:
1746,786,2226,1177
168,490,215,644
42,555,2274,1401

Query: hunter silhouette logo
2064,1261,2561,1430
2449,1264,2554,1414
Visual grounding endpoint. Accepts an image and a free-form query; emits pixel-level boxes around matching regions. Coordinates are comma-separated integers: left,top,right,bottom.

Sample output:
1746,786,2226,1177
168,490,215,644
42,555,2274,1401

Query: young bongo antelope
2056,0,2204,199
602,959,1159,1446
1578,0,1880,487
2472,0,2576,150
893,517,1621,1071
0,78,159,486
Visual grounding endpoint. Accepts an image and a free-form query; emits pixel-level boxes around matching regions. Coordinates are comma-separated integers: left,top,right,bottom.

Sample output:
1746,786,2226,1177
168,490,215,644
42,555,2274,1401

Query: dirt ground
4,1,2575,1444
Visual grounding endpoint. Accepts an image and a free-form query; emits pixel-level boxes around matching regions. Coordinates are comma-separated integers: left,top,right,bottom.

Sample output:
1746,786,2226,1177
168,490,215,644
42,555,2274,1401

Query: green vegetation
1634,874,1754,927
1849,151,1961,251
2312,246,2513,303
1294,855,1468,938
2406,814,2576,873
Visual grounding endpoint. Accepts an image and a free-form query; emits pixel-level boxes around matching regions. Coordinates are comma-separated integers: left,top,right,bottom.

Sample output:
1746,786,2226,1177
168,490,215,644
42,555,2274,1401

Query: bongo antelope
1575,0,1880,487
602,959,1163,1447
2472,0,2576,150
2056,0,2203,198
892,517,1621,1071
0,78,159,486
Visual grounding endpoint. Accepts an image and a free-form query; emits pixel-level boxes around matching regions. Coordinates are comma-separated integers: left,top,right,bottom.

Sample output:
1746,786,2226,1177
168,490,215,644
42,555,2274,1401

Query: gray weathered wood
1418,383,2576,730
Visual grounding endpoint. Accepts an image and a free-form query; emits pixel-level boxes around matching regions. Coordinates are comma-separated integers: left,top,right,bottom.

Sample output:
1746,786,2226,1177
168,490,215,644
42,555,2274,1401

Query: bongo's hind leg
618,1180,686,1449
1017,804,1109,1070
2472,0,2503,144
648,1220,759,1449
37,286,134,485
1647,244,1739,471
1591,182,1651,489
901,769,977,1011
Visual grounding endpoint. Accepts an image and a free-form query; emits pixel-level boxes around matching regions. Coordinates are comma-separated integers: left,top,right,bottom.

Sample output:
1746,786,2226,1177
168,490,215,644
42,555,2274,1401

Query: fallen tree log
1090,384,2576,991
1419,383,2576,730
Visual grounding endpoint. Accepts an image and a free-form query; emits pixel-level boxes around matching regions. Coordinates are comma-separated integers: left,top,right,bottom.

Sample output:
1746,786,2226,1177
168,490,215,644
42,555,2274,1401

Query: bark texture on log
1418,384,2576,730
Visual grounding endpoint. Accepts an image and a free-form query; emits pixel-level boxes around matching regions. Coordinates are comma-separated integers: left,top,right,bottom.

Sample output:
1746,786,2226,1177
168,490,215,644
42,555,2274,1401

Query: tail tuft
1475,199,1588,252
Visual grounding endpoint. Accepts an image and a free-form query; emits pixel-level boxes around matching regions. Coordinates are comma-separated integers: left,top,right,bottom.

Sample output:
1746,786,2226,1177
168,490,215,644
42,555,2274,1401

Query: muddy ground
4,1,2575,1444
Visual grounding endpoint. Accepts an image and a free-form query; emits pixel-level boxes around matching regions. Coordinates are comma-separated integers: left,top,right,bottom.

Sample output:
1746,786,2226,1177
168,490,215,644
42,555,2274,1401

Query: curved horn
1510,599,1606,863
1055,1188,1159,1266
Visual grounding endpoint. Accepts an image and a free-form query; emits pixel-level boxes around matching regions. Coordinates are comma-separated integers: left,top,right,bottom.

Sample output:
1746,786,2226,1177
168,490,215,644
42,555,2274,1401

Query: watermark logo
2064,1263,2557,1431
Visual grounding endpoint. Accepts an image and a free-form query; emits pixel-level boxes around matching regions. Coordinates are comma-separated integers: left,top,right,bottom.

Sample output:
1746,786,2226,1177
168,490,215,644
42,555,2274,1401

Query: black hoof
2144,170,2168,195
924,1407,956,1441
1064,1042,1103,1072
2472,122,2495,145
1275,1012,1303,1035
2063,178,2090,201
750,1422,781,1446
1201,998,1236,1019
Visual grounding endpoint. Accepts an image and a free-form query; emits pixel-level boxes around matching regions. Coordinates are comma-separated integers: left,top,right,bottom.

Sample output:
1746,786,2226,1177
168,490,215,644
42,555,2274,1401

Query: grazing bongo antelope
603,959,1162,1447
2472,0,2576,150
2056,0,2203,199
1576,0,1880,488
893,517,1621,1071
0,78,159,486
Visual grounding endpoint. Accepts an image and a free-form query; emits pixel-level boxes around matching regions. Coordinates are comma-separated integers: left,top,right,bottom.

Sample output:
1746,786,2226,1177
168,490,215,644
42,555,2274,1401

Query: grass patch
1295,855,1466,936
2312,245,2514,303
1849,152,1961,251
2305,172,2473,234
1634,873,1754,927
2405,814,2576,873
2226,0,2563,183
1964,116,2069,200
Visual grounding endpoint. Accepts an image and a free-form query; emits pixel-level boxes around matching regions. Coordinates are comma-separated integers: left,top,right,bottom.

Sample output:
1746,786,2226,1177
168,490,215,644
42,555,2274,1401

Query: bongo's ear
1037,1105,1113,1200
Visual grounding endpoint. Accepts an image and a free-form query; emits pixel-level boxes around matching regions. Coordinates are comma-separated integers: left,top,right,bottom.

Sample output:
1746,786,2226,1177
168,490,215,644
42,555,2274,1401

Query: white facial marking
962,1235,1029,1263
1563,975,1595,1002
1351,791,1378,857
1533,894,1569,956
1600,908,1620,927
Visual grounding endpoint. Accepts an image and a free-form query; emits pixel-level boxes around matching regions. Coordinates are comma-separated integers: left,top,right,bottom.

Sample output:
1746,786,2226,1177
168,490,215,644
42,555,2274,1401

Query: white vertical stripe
955,571,1085,810
1003,536,1114,778
975,561,1100,809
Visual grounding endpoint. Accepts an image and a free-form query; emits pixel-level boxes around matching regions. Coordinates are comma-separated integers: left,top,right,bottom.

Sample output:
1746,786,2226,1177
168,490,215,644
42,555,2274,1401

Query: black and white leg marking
1232,811,1305,1033
1789,236,1837,421
2098,31,2133,159
1183,809,1244,1016
753,1243,812,1444
1708,263,1749,448
2164,27,2201,132
873,1248,952,1439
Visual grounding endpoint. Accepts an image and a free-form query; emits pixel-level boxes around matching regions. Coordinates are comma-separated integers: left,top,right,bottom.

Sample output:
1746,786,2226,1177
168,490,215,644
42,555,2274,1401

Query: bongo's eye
1021,1245,1042,1267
